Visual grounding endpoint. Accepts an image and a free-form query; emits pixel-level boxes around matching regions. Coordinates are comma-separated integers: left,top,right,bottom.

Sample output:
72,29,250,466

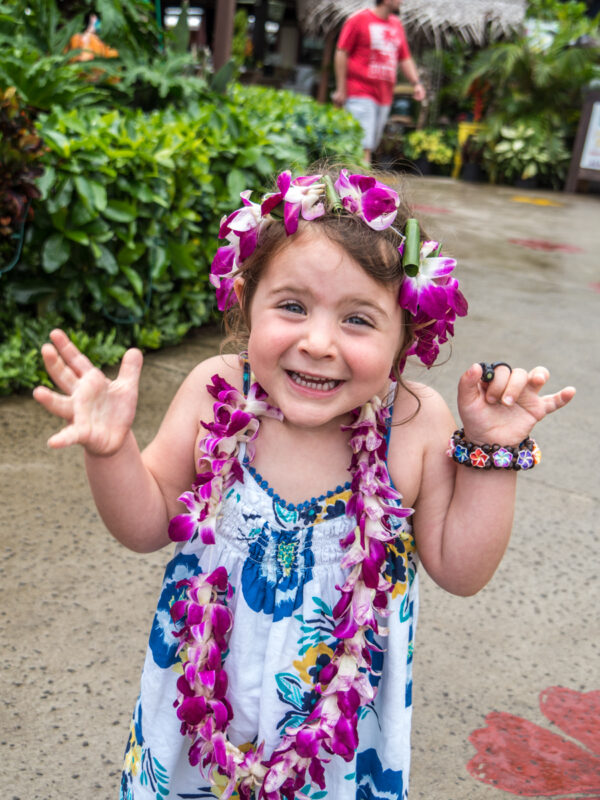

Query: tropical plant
0,88,46,268
404,128,455,168
460,7,600,133
479,120,571,185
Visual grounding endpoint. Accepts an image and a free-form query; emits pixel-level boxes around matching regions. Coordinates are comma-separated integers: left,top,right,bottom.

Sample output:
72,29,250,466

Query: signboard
565,90,600,192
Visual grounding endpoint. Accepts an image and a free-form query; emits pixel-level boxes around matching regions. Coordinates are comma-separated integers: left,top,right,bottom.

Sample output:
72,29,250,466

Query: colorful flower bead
470,447,490,469
492,447,514,468
532,443,542,465
454,443,470,464
517,448,535,470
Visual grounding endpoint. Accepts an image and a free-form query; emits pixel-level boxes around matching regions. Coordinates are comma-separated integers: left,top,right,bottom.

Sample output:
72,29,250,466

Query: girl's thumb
118,348,144,385
458,363,484,405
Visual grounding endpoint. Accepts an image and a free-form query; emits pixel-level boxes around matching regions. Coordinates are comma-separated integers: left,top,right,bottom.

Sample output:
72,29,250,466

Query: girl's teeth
290,371,339,391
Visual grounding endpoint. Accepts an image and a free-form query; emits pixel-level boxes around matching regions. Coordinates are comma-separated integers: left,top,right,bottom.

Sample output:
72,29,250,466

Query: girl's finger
483,365,521,405
458,363,487,406
49,329,95,378
40,344,83,396
497,368,530,407
47,423,86,450
541,385,576,415
117,348,144,387
32,386,73,420
528,366,550,390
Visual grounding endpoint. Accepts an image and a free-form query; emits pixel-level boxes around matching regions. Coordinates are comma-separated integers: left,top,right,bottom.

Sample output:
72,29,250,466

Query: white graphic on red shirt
367,23,400,82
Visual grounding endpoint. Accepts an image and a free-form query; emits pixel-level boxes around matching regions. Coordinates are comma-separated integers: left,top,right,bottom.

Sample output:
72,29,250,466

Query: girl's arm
34,330,233,553
392,363,575,596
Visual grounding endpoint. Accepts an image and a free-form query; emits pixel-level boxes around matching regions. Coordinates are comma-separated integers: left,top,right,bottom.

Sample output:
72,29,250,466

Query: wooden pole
317,28,337,104
213,0,236,71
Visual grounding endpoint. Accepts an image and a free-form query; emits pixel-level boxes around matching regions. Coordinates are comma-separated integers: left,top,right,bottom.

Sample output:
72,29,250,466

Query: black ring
479,361,512,382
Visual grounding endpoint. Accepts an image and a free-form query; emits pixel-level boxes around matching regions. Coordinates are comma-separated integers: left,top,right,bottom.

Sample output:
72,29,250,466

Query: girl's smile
240,229,405,433
286,370,342,393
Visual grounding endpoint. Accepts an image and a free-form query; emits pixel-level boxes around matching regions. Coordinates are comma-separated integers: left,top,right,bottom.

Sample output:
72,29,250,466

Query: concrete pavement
1,176,598,799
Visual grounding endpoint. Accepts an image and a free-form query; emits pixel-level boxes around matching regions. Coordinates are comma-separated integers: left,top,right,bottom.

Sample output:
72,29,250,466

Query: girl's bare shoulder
392,379,455,433
185,353,245,389
158,353,246,432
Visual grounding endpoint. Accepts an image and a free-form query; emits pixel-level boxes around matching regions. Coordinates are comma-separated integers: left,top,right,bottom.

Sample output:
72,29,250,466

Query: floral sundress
120,442,419,800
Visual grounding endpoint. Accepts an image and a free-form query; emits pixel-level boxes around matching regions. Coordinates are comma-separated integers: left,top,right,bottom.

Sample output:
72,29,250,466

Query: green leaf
107,285,139,312
149,244,169,280
35,166,56,200
46,177,73,214
117,241,146,267
74,176,108,212
42,234,71,272
94,243,119,275
64,229,90,245
43,129,71,156
226,169,249,199
103,200,137,223
120,264,145,298
70,202,97,228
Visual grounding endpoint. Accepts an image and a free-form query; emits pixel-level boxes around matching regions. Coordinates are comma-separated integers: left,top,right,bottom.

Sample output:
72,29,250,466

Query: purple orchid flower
334,169,399,231
398,240,467,319
261,171,326,235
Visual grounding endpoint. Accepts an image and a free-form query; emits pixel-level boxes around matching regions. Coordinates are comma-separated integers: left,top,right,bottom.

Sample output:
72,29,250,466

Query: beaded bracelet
447,429,542,471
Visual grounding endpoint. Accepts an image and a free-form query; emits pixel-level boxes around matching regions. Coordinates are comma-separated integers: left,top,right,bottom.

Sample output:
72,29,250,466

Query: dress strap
243,359,251,398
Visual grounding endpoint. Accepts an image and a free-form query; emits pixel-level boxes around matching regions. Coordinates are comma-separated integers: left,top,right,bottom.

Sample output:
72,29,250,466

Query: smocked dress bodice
120,442,419,800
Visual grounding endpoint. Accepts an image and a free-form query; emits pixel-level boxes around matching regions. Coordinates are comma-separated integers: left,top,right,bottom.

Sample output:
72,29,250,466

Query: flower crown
210,169,467,367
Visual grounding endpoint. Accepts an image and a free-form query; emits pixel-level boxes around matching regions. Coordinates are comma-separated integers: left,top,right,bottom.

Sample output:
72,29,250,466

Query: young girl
34,168,575,800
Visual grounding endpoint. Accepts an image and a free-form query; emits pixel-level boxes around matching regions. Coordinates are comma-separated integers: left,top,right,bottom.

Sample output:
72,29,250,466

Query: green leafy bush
480,120,570,185
0,85,363,392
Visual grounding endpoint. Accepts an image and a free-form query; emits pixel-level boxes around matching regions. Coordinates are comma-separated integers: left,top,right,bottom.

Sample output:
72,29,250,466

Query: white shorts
345,97,391,151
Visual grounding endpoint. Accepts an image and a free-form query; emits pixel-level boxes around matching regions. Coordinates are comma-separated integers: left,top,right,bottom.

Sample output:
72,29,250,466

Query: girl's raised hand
33,329,143,456
457,363,575,445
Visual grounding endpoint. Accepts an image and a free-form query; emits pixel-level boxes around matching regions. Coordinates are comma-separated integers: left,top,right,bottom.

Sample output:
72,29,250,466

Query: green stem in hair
324,175,343,213
402,218,420,277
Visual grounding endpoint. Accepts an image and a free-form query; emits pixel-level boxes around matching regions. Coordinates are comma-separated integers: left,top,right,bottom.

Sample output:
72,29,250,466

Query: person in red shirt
332,0,425,163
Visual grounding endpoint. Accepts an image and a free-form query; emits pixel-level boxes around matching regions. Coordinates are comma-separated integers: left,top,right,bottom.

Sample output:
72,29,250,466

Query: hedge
0,84,363,393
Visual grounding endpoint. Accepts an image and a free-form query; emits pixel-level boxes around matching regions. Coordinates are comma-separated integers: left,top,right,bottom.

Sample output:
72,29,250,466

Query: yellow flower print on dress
293,641,335,685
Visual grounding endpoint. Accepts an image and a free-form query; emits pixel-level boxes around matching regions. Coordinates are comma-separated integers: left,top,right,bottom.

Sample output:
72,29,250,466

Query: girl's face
239,230,404,433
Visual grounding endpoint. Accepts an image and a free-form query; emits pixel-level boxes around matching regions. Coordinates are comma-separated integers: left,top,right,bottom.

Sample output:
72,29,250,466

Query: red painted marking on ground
467,687,600,796
589,282,600,292
540,687,600,756
412,204,452,214
508,237,585,253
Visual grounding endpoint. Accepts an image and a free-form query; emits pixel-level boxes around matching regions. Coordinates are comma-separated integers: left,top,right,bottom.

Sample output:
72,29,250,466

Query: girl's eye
280,301,305,315
346,315,373,327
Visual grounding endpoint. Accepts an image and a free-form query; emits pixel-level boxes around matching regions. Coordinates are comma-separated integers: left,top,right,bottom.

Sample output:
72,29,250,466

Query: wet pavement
1,176,599,799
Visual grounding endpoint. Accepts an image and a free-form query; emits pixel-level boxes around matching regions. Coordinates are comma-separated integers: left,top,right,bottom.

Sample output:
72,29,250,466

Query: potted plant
404,128,455,176
481,120,570,188
374,121,409,171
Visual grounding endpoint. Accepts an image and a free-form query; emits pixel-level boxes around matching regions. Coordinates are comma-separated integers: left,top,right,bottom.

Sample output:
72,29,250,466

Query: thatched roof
297,0,526,45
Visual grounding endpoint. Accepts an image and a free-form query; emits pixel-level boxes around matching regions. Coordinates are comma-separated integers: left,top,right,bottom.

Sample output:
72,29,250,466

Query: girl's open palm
33,329,143,456
457,363,575,445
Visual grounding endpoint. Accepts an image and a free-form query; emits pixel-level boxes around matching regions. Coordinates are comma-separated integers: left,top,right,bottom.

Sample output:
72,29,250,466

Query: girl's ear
233,276,245,306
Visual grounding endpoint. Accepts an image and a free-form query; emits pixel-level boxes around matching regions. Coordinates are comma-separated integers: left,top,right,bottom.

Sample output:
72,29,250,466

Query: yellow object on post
452,121,484,179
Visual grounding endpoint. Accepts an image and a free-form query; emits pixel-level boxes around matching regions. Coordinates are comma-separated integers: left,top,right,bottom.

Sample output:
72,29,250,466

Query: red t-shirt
337,9,411,106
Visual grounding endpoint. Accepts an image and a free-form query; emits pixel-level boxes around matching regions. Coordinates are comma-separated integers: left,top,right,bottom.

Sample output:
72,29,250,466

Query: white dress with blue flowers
120,441,419,800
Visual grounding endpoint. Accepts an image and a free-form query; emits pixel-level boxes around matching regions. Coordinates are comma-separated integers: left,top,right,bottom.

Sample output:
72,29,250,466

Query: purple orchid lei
210,168,467,368
167,375,414,800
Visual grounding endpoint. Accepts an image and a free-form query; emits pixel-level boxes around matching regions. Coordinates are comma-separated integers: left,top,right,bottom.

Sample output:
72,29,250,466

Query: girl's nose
298,317,337,359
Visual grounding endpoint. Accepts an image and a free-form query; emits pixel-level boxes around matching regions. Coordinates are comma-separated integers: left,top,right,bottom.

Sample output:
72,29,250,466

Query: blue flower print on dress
241,522,314,621
149,552,200,668
356,748,405,799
